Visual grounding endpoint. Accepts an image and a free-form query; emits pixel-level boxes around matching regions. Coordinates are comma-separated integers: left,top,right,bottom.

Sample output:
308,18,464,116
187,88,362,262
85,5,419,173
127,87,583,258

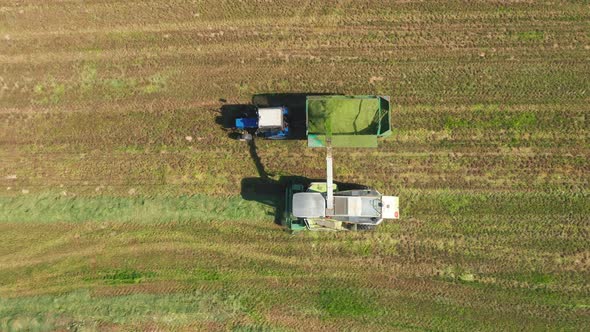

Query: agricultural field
0,0,589,330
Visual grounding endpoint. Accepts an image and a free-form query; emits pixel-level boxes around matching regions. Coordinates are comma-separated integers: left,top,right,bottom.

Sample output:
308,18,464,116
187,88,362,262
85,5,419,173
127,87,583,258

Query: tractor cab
235,107,289,140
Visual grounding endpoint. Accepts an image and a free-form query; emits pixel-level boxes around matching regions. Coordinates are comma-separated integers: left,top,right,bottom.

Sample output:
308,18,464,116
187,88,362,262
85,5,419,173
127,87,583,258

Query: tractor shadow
215,93,337,140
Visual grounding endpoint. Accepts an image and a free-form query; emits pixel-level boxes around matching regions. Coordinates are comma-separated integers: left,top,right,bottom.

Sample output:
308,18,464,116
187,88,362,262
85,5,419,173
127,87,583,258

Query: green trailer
306,95,392,148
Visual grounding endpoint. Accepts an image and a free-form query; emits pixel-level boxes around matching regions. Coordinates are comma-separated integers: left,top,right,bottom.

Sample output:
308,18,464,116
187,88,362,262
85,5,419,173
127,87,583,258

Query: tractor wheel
357,224,377,231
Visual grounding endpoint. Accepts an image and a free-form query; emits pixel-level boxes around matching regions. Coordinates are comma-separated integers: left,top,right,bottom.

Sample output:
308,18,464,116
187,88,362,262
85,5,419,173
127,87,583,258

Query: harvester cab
291,186,399,231
235,106,290,140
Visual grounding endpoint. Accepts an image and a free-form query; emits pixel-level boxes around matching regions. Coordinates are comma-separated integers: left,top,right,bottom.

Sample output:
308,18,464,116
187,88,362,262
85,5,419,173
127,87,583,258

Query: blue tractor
235,106,290,141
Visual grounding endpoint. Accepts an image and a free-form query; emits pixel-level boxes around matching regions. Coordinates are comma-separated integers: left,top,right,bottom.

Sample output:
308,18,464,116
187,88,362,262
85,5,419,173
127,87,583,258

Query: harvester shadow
240,138,365,226
215,93,338,140
241,176,368,226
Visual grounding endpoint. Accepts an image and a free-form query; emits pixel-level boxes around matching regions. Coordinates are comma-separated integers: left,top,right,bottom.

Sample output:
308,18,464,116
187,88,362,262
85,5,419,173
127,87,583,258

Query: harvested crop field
1,0,589,330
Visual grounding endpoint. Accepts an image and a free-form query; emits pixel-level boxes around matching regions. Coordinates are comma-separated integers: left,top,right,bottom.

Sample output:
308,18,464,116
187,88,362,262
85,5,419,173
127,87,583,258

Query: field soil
0,1,589,330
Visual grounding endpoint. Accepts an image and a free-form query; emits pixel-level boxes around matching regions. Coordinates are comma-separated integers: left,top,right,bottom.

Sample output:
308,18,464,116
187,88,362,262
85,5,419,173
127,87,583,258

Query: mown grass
0,290,246,331
100,269,156,284
318,286,380,318
29,62,171,105
0,207,587,330
1,0,589,330
0,193,272,223
1,189,586,225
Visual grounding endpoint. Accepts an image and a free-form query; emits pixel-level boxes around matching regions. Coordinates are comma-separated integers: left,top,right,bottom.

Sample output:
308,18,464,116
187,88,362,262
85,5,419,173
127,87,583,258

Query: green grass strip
0,190,586,224
0,290,245,330
0,193,273,223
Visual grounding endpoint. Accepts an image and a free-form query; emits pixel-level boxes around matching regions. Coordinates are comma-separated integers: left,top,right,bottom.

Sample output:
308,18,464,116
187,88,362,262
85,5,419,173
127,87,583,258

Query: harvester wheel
357,224,377,231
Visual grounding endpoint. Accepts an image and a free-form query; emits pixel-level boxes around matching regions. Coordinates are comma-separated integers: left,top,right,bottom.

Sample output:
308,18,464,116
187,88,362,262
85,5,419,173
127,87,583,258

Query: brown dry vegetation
0,0,589,331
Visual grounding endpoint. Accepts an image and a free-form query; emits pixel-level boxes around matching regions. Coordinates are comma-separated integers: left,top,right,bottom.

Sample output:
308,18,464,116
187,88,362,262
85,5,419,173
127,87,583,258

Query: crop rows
0,0,588,330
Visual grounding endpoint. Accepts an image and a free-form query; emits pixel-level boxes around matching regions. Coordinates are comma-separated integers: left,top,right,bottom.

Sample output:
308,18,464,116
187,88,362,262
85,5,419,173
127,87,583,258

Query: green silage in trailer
306,95,391,148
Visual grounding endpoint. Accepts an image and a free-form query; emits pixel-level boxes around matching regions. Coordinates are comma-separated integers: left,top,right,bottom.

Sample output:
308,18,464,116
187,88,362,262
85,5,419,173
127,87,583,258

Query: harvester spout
326,138,334,215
